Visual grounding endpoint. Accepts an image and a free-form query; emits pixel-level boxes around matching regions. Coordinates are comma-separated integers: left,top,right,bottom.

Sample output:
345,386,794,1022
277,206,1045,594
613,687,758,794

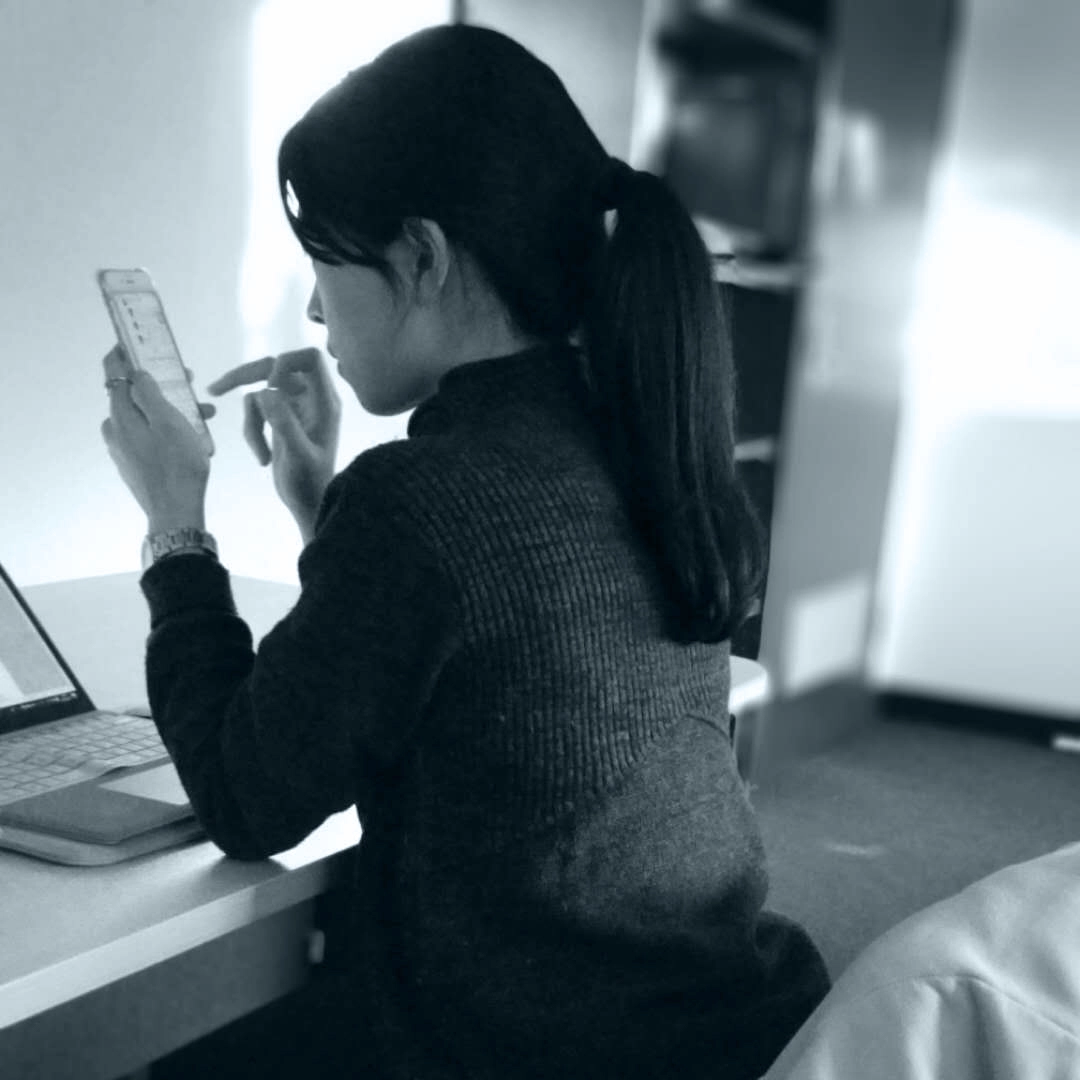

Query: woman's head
280,24,611,407
280,23,767,644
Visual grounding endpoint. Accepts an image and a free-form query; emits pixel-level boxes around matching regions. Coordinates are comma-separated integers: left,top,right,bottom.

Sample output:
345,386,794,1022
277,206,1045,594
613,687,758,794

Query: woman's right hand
207,348,341,535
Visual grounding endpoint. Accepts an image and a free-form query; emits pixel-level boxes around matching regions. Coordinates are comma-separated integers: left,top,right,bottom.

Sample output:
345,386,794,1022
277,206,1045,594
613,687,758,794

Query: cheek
346,288,398,343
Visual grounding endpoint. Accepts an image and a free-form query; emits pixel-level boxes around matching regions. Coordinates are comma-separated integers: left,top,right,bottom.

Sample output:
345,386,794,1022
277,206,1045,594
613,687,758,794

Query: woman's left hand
100,345,217,530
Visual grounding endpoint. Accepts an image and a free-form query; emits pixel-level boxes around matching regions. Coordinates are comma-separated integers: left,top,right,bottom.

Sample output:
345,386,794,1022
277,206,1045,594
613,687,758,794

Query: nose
306,285,324,325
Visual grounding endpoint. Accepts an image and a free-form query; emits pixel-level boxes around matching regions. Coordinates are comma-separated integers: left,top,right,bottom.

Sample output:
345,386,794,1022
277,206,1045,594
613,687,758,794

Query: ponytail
277,25,766,645
582,161,768,644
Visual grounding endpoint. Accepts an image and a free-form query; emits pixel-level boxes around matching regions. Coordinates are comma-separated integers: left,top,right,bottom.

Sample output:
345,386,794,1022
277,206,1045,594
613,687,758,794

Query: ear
401,217,451,305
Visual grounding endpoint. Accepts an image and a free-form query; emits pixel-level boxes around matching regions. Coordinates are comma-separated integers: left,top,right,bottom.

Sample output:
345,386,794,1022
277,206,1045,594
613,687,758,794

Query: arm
139,464,461,859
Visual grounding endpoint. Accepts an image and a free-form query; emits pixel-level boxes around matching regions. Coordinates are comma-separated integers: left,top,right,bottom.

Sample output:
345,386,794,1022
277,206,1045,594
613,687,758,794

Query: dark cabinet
726,283,803,658
637,1,833,658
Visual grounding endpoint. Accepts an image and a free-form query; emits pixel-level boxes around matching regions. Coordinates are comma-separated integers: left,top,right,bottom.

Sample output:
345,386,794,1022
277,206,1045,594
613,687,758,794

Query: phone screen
100,271,213,453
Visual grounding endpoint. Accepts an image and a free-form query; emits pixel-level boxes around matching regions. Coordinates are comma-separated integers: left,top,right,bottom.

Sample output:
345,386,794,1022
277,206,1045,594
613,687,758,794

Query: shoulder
314,439,428,535
330,426,588,513
300,440,460,602
311,435,488,555
324,434,485,514
316,421,622,567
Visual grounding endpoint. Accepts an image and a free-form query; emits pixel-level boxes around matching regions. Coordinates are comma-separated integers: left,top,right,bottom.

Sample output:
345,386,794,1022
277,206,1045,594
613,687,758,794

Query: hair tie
595,156,635,212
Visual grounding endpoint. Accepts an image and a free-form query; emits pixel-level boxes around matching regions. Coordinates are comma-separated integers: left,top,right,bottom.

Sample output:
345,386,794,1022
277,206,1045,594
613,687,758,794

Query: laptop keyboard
0,711,168,806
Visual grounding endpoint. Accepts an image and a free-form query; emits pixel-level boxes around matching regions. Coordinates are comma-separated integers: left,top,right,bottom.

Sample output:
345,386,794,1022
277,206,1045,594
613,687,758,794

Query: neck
427,250,549,377
447,320,543,367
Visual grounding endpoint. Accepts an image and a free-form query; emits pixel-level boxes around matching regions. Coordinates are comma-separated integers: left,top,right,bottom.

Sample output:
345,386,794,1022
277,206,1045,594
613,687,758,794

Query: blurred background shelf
712,256,806,289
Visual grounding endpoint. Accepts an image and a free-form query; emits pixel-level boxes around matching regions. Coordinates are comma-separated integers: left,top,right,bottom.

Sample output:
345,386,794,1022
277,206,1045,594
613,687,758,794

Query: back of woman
104,22,831,1080
337,341,830,1079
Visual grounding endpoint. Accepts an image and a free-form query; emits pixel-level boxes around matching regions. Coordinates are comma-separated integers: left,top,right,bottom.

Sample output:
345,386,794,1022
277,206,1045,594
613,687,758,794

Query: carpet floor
752,704,1080,979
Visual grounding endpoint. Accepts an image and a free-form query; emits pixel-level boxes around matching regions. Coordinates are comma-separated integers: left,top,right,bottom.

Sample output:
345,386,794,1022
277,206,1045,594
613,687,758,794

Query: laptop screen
0,563,95,736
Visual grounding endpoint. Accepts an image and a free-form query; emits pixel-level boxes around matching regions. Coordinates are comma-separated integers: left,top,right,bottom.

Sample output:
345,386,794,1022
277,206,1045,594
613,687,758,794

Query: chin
358,377,436,417
356,388,414,417
360,400,403,418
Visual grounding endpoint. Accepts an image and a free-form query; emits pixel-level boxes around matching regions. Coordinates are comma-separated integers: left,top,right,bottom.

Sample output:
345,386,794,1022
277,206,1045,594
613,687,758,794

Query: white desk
729,656,771,780
1,573,768,1079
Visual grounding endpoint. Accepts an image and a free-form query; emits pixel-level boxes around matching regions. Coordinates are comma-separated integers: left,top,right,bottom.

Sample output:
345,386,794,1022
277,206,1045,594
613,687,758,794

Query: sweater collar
407,340,586,437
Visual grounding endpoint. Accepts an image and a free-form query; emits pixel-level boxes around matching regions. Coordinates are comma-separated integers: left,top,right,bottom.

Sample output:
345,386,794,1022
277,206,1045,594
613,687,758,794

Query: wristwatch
141,527,219,571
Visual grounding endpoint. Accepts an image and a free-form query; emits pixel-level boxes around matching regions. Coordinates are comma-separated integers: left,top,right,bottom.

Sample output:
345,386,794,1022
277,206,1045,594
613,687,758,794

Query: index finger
270,347,338,413
206,357,274,396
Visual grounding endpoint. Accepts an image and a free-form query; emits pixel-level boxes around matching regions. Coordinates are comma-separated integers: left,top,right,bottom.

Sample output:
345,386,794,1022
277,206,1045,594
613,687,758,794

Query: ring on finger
105,376,133,391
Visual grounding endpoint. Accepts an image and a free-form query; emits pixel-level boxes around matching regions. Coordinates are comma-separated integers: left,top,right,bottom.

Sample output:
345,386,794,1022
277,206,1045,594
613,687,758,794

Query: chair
762,840,1080,1078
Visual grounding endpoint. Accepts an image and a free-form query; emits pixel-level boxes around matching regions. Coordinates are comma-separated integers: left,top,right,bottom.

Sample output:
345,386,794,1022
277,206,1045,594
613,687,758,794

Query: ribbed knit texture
140,342,830,1079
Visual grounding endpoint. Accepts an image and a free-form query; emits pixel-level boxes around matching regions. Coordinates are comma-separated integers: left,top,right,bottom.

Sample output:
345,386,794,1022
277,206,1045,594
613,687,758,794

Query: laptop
0,559,203,865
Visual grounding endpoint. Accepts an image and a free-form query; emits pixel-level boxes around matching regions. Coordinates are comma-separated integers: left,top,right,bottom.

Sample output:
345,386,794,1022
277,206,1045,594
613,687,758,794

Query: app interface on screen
113,291,201,427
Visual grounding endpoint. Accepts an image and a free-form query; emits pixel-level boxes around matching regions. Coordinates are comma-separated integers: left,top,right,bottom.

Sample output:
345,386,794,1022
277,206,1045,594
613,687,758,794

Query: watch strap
143,527,219,568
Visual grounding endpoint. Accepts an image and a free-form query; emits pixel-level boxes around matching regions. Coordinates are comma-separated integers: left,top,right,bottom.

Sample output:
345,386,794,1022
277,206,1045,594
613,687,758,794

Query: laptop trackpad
102,764,190,806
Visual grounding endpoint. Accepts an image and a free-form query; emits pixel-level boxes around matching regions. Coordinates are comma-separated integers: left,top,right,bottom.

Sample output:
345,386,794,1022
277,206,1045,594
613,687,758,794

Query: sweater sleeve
139,462,462,859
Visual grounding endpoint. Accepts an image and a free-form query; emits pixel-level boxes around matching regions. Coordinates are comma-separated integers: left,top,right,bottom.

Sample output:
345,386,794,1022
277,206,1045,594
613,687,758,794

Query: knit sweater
140,342,830,1079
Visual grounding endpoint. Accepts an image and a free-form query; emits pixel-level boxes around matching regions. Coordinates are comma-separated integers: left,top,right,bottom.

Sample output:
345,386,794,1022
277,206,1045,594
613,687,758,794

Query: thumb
257,388,314,454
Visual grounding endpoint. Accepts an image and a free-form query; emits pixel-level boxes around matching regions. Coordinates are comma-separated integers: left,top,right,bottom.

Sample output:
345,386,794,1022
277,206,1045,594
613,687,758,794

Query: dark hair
278,24,767,644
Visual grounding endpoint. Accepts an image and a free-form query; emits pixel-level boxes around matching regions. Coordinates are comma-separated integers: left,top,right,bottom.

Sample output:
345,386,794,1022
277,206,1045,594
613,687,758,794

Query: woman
102,24,830,1080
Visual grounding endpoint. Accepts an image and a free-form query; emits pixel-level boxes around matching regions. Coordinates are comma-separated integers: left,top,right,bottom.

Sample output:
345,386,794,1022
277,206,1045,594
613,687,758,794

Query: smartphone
97,268,214,455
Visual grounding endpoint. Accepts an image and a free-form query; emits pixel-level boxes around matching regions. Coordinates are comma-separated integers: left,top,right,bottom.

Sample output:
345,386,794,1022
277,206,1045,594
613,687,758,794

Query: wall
1,0,447,588
867,0,1080,717
3,0,247,586
464,0,646,159
744,0,956,713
